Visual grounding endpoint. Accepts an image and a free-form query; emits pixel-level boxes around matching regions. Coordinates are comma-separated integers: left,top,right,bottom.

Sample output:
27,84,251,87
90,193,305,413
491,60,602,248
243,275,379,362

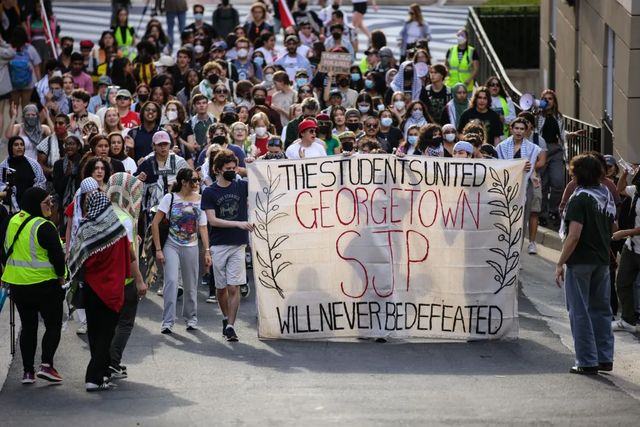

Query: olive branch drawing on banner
486,167,523,295
253,166,291,299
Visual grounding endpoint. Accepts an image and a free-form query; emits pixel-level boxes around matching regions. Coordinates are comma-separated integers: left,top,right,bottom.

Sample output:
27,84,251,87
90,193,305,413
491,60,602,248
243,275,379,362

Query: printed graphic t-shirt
158,192,207,247
201,179,249,246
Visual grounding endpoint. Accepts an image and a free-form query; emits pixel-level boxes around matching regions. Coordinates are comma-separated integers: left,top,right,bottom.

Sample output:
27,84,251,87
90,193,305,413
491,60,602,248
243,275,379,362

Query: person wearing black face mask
247,86,283,135
323,72,358,109
324,24,354,56
201,149,252,342
344,108,364,138
57,36,75,72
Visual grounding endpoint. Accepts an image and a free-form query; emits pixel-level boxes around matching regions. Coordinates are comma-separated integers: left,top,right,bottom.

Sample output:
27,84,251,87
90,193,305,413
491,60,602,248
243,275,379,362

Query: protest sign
317,52,353,74
248,155,527,341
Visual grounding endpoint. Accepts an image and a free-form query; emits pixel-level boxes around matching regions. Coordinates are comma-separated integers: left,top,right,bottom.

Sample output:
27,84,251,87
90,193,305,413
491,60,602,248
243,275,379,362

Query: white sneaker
612,318,636,333
76,322,87,335
86,382,111,392
527,242,537,255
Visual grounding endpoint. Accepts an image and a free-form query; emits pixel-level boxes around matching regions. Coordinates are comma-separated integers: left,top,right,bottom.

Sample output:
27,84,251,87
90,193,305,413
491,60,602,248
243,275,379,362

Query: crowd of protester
0,0,637,390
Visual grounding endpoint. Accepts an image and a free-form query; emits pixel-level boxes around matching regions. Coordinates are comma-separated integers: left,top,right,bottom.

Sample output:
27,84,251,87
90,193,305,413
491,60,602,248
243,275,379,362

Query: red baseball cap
298,119,318,135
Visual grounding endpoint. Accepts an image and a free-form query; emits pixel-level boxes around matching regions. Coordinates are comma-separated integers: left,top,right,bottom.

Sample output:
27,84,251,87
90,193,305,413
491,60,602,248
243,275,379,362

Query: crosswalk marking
53,3,468,63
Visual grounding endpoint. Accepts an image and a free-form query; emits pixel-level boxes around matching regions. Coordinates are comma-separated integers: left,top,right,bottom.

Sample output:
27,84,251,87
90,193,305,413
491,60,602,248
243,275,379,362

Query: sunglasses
488,82,499,87
306,129,317,134
365,123,377,128
268,140,282,147
116,96,129,101
215,89,228,94
190,178,202,184
300,89,313,94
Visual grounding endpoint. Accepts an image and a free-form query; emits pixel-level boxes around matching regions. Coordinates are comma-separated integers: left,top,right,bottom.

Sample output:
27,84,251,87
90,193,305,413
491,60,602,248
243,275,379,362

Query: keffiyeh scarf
390,61,423,101
68,191,127,279
559,184,616,241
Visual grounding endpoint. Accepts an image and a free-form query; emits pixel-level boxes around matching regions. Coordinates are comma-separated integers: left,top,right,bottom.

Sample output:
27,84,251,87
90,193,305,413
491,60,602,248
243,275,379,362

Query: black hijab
20,187,48,217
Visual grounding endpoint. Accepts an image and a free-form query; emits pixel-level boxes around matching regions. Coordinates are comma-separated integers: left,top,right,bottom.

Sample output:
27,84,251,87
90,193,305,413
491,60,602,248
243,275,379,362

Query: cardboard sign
318,52,353,74
248,155,527,341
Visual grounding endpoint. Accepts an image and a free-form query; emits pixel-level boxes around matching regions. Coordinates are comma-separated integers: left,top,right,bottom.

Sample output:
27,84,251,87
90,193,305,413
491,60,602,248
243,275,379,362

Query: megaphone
519,93,548,111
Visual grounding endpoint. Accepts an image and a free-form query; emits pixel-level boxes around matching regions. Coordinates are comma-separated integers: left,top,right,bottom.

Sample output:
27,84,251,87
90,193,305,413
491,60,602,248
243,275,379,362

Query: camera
1,167,15,187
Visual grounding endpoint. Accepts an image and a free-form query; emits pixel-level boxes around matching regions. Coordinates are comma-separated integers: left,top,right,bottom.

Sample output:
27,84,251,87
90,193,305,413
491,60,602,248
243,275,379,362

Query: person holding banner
201,149,252,342
556,153,616,375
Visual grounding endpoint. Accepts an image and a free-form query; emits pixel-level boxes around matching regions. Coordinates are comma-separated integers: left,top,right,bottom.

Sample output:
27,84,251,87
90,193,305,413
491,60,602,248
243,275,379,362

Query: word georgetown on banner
247,155,527,341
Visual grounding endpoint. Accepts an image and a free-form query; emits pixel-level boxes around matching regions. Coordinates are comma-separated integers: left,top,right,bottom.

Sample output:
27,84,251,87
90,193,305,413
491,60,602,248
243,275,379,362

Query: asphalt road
1,258,640,426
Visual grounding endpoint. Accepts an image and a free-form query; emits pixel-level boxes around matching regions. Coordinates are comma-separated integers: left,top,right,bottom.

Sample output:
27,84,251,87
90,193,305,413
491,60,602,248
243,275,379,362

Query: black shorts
353,2,368,15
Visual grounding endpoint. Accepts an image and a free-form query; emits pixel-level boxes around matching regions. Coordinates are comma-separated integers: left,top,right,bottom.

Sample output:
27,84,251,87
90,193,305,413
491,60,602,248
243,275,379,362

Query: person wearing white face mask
248,112,275,158
185,4,216,39
396,124,421,155
377,109,403,153
400,100,429,139
232,38,256,83
441,123,458,157
390,91,407,125
445,28,479,92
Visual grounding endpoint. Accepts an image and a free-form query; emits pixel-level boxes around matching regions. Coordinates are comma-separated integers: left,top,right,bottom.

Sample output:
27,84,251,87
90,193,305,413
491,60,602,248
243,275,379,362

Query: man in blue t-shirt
201,149,252,342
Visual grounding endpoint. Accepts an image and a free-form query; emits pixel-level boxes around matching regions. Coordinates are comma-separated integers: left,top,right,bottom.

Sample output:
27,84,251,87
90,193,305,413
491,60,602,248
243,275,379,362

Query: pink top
72,72,94,95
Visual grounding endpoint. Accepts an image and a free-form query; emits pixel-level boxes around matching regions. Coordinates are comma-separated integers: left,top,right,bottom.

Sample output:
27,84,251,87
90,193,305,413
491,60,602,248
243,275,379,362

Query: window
605,26,615,121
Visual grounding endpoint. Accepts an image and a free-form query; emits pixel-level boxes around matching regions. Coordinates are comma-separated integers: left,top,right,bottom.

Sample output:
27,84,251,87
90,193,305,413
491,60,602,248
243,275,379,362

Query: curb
535,225,562,251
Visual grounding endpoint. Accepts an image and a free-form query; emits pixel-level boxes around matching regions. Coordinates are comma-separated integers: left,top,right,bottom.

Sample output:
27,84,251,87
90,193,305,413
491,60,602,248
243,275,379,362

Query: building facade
539,0,640,161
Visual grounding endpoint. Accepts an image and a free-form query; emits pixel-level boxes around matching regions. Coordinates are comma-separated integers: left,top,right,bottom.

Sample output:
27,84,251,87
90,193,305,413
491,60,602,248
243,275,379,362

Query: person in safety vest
445,29,479,93
1,187,66,385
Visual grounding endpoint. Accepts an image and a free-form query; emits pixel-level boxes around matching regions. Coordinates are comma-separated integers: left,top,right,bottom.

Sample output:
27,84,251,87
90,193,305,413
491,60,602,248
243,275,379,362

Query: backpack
9,50,33,90
617,193,638,232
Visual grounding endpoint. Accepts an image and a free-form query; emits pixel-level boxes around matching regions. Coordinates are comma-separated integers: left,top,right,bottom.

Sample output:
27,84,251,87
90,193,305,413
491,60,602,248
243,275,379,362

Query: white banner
248,155,527,340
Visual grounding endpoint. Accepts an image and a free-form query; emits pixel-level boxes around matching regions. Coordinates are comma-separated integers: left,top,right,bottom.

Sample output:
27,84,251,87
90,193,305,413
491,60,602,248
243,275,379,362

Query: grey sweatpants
161,240,199,329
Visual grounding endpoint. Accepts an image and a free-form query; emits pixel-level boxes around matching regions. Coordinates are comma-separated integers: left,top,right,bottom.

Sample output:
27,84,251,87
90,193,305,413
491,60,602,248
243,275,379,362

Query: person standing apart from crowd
153,168,210,334
164,0,188,54
9,26,42,112
2,188,66,385
445,29,478,93
556,153,616,375
351,0,378,43
399,4,431,62
68,191,131,391
202,150,251,342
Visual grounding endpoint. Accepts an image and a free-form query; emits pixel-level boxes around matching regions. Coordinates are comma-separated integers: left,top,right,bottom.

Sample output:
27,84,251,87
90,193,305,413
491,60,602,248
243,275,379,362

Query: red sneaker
36,364,63,383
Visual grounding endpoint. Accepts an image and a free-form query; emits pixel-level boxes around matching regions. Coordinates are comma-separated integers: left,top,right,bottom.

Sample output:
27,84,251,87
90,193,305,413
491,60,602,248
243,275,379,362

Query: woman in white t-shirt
108,132,137,174
152,168,211,334
399,4,431,60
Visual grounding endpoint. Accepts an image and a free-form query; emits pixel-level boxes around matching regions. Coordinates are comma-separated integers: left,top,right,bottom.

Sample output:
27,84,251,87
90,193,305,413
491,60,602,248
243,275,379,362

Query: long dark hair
171,168,195,193
7,136,25,158
110,57,136,93
83,157,112,182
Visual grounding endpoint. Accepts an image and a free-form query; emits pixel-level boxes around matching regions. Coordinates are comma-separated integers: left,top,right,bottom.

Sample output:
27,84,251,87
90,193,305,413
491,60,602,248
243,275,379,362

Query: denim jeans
165,11,186,51
565,264,614,367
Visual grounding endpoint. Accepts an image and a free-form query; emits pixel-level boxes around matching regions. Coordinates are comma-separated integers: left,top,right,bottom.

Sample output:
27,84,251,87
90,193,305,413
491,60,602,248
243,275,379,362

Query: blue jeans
166,11,186,51
565,264,614,367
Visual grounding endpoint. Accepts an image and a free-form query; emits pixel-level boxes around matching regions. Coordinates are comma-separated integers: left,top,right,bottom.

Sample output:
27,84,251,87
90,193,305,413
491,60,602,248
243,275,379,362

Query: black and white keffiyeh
68,191,127,278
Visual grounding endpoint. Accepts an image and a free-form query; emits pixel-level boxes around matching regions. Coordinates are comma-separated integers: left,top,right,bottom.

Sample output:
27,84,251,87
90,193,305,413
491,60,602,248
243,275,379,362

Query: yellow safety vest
446,45,475,92
2,212,60,285
114,26,136,61
498,96,510,137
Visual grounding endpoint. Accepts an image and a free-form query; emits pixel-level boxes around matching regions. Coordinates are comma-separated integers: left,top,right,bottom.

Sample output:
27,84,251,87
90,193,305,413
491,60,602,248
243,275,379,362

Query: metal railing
466,7,607,160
